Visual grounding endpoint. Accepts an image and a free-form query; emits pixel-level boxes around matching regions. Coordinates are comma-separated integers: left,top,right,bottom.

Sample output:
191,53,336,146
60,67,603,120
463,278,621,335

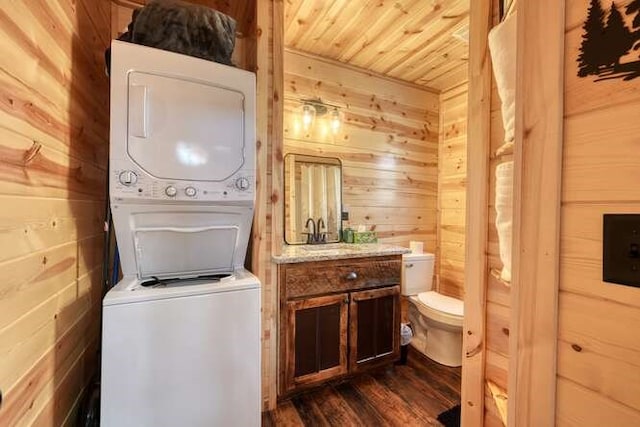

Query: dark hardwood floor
262,349,461,426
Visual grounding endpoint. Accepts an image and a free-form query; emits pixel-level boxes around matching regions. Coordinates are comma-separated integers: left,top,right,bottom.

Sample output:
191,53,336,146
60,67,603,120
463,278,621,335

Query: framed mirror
284,154,342,245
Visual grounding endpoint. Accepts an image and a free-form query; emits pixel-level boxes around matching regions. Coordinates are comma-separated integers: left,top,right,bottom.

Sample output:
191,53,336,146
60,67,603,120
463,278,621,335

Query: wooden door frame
508,0,565,425
461,0,492,425
463,1,566,425
255,0,284,411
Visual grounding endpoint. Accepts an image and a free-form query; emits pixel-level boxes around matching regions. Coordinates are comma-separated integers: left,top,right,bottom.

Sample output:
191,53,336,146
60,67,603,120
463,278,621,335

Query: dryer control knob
185,186,197,197
118,170,137,186
235,177,250,191
165,186,177,197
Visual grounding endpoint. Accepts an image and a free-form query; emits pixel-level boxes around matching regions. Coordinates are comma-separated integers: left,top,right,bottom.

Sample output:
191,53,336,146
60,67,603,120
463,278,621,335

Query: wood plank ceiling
284,0,470,91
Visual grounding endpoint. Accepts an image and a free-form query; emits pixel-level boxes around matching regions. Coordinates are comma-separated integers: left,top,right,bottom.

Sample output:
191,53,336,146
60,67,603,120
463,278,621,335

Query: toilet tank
401,253,435,296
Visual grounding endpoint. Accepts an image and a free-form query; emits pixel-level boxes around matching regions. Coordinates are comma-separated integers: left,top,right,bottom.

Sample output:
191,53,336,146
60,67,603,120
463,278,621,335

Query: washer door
127,71,245,182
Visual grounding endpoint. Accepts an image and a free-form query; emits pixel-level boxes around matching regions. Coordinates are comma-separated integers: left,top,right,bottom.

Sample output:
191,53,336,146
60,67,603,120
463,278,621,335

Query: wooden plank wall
555,0,640,425
0,0,111,425
437,83,468,299
282,49,441,251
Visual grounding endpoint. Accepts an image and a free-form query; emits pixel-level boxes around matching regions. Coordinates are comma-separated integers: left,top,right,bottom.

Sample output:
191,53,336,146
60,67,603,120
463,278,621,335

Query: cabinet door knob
346,271,358,280
405,263,414,268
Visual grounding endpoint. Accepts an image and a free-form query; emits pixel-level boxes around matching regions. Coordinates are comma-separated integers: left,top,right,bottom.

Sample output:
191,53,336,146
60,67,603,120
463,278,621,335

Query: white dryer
101,41,260,427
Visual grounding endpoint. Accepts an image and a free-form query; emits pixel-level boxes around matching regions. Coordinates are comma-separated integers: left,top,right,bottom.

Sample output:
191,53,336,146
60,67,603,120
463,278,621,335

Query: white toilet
402,253,464,367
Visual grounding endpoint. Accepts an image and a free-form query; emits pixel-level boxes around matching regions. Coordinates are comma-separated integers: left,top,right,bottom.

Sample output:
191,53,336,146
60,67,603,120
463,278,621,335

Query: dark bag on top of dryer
105,0,237,74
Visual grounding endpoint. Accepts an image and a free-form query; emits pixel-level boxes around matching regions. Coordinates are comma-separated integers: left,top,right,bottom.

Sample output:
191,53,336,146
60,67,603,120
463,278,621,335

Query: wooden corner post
461,0,492,425
508,0,565,425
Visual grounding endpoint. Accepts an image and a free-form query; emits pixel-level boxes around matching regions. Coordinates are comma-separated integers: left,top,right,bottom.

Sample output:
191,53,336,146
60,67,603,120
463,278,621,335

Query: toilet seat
409,291,463,327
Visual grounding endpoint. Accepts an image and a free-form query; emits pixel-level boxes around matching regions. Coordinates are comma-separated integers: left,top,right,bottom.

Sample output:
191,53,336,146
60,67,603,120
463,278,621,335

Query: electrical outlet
341,211,349,221
603,214,640,288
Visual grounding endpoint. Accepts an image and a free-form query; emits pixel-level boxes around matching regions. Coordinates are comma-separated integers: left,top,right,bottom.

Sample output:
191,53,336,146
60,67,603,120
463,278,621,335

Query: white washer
101,272,260,427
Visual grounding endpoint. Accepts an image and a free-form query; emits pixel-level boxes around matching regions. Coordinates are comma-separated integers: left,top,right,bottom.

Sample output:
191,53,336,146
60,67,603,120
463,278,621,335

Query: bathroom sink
296,243,379,257
299,243,351,252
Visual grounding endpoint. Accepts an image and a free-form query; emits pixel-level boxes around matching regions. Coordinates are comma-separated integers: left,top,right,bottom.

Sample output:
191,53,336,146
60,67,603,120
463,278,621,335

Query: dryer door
127,71,245,182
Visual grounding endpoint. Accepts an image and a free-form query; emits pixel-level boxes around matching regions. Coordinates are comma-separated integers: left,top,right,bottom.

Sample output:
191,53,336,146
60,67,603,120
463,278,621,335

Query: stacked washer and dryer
101,41,260,426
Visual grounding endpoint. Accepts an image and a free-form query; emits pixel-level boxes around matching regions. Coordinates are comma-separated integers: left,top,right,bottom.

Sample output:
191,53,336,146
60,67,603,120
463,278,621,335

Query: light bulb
330,108,341,135
302,104,315,131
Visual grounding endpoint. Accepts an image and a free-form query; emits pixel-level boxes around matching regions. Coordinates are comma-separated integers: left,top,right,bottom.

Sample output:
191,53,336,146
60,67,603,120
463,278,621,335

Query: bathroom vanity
273,244,410,395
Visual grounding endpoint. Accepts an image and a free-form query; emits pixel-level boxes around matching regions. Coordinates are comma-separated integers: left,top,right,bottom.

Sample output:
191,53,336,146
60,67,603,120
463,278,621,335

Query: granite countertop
272,243,411,264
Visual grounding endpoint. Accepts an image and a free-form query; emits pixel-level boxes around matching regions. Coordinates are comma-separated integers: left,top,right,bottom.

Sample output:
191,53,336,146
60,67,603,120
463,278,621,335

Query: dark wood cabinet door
349,286,400,372
284,293,348,391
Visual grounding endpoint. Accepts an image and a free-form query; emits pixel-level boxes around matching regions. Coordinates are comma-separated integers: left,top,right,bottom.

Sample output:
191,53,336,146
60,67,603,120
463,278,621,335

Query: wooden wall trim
442,80,470,101
284,47,441,95
461,0,492,425
271,0,284,285
269,0,284,410
254,0,284,411
436,92,445,293
254,0,272,411
508,0,565,425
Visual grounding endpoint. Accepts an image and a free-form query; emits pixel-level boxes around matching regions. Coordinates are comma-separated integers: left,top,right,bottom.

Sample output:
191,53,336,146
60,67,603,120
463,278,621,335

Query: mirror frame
283,153,343,245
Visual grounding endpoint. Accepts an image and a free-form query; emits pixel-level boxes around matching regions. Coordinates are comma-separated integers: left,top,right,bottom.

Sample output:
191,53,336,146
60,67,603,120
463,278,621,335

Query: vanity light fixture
293,97,343,135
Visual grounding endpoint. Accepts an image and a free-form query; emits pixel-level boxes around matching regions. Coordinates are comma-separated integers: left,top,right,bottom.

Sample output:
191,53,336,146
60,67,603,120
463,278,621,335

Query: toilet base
408,301,463,367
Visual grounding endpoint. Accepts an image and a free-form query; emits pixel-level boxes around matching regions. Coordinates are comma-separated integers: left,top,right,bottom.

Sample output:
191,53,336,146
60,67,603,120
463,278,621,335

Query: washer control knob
118,170,137,186
165,186,177,197
235,177,250,191
185,186,197,197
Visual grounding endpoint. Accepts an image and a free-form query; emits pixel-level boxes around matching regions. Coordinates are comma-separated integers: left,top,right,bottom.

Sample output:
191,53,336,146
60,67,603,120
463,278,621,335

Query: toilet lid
418,291,464,317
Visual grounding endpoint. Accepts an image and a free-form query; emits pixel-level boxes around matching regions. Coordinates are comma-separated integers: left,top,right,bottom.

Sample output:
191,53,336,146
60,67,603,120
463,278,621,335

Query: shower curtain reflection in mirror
284,154,342,244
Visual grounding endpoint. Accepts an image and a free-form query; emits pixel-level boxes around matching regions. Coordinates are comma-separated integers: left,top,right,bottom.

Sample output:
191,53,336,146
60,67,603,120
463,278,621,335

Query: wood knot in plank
466,342,483,358
571,344,583,352
74,166,85,182
23,141,42,166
